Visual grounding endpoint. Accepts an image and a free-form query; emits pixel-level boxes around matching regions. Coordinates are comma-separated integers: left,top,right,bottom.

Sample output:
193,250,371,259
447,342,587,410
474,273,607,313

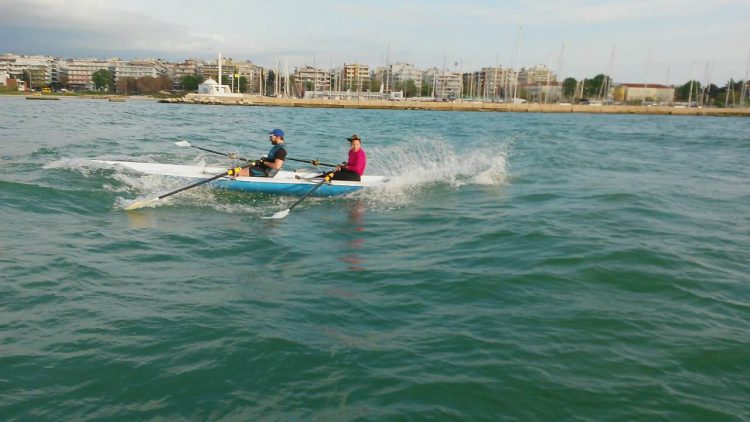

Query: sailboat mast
384,42,391,94
687,61,695,106
556,43,565,103
604,45,615,102
218,52,222,87
513,26,522,101
741,49,750,106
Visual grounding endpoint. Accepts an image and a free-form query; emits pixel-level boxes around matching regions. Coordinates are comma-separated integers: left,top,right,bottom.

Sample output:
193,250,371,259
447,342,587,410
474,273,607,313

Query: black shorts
331,169,361,181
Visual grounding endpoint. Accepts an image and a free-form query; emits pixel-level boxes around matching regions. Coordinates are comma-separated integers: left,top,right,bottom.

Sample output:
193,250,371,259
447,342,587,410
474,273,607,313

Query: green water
1,96,749,420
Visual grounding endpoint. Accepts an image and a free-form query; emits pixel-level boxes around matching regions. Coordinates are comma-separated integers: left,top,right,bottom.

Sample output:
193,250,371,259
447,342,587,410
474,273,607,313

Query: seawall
160,94,750,117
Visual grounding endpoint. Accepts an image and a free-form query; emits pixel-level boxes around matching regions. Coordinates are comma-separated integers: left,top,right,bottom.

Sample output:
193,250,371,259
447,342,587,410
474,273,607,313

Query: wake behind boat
93,160,388,197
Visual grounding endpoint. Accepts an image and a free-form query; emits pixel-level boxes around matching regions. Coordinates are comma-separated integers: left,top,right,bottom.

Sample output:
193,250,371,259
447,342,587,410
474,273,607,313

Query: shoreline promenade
161,93,750,117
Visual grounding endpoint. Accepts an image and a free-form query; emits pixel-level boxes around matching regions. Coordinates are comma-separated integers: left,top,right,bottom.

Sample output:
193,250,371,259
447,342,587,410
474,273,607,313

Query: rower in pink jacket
332,134,367,181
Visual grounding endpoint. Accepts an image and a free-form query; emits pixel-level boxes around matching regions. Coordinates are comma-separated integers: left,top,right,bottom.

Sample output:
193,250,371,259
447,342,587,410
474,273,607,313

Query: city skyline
0,0,748,86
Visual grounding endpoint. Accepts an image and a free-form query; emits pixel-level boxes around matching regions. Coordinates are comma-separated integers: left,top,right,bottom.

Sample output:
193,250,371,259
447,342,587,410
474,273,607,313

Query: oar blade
262,208,290,220
124,197,159,211
175,140,192,147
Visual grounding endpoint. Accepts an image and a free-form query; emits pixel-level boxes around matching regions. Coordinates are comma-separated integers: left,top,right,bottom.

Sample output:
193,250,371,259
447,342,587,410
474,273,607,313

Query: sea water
1,96,749,420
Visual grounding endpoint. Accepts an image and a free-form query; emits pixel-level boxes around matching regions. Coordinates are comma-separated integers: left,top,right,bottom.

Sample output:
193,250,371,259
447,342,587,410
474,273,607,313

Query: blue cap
269,128,284,138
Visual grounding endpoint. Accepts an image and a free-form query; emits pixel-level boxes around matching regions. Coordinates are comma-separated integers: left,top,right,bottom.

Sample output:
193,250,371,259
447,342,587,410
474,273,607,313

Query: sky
1,0,748,85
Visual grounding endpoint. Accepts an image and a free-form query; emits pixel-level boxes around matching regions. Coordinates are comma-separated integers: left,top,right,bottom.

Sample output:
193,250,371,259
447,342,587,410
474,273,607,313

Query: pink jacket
346,148,366,176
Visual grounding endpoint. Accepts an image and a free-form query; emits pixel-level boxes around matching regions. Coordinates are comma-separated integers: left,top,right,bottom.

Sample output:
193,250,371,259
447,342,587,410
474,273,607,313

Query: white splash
361,136,512,206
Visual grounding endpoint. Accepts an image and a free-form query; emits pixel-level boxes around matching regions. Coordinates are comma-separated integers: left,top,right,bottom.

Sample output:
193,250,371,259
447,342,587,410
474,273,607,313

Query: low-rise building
197,78,233,95
614,83,675,103
524,83,563,103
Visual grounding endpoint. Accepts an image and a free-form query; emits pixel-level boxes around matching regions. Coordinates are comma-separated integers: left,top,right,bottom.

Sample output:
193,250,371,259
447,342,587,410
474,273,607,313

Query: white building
0,54,55,88
112,60,160,82
384,62,422,93
197,78,233,95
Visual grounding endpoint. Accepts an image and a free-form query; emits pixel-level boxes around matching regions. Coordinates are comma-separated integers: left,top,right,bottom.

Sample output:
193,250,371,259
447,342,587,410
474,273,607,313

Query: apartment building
383,62,422,92
234,61,263,94
65,59,111,90
0,54,56,88
519,65,556,85
294,66,330,93
167,59,202,89
476,67,514,99
423,67,462,98
341,63,370,92
112,59,162,83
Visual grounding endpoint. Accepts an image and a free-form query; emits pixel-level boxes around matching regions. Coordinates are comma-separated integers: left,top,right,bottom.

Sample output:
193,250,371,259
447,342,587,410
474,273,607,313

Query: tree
562,77,577,99
116,77,137,95
582,74,609,99
135,76,160,94
421,81,432,96
156,75,173,91
92,68,113,92
21,69,31,90
180,74,204,91
404,80,418,97
265,70,276,96
674,81,701,101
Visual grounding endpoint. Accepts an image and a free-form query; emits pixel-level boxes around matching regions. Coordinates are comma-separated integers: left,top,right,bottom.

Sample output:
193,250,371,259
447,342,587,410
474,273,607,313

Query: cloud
0,0,746,83
0,0,224,57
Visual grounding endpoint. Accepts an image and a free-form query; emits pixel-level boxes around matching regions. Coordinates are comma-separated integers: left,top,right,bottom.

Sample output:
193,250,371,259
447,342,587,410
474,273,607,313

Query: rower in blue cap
238,128,287,177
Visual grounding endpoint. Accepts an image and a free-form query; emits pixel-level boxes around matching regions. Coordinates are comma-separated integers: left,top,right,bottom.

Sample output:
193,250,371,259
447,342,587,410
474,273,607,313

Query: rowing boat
93,160,387,197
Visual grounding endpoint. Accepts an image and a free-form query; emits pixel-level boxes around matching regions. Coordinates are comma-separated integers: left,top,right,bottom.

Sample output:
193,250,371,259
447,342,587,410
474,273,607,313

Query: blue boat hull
212,178,363,196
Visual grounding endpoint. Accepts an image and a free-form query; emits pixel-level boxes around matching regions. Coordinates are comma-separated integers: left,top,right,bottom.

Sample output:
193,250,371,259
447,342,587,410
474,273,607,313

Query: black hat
347,134,361,142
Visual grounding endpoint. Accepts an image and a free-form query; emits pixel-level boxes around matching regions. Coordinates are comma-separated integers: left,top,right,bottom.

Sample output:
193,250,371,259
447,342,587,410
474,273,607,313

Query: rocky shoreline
159,93,750,117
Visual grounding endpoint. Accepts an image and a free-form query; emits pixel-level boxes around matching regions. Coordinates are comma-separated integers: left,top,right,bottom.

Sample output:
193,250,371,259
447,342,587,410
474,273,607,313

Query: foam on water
362,136,511,206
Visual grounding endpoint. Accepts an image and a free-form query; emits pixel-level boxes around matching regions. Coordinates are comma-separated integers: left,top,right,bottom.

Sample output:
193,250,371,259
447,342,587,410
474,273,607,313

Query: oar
124,162,257,211
263,170,338,219
175,140,337,167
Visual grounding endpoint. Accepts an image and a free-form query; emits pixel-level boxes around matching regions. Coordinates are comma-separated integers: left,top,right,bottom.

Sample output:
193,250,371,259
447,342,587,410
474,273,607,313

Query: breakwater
160,93,750,117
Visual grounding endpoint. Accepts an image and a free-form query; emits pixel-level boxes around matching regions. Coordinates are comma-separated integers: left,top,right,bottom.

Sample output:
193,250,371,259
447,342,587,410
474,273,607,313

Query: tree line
560,74,748,106
90,69,174,95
